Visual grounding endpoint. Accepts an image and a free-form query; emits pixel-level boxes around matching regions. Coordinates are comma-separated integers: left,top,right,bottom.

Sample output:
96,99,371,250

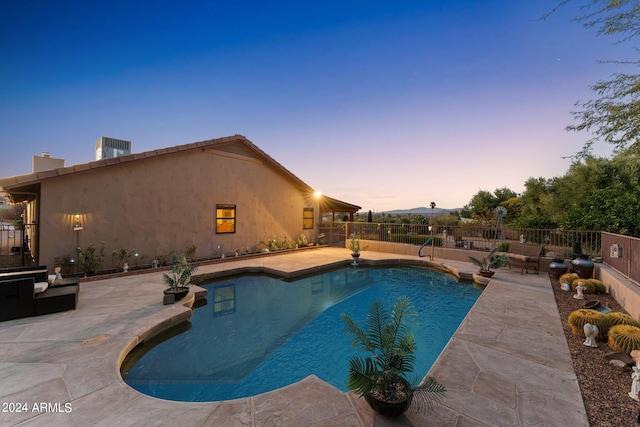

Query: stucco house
0,135,360,271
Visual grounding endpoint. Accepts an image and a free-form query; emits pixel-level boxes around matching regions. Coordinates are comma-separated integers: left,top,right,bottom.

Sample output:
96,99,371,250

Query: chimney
33,152,65,172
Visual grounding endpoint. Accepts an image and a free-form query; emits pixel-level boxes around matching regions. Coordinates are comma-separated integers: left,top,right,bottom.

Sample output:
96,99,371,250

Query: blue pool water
122,267,480,402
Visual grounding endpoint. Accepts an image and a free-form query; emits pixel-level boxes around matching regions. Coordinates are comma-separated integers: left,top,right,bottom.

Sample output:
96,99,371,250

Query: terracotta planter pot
477,270,495,278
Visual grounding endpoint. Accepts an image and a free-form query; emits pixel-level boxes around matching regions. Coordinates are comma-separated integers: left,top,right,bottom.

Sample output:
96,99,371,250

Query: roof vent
42,152,52,158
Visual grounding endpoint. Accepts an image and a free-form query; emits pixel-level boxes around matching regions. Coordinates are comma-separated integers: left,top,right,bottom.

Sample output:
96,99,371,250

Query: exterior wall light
73,214,83,231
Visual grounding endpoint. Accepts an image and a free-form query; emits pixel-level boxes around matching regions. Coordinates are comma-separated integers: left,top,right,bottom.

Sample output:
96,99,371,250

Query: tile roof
0,134,361,211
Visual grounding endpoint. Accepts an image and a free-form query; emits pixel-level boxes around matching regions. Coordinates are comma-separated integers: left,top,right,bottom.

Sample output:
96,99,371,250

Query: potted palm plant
162,255,199,301
341,296,446,417
469,247,508,278
349,233,363,263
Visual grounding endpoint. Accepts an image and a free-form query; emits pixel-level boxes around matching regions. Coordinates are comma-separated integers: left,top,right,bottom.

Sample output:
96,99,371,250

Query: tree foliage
460,187,517,220
553,149,640,235
464,147,640,236
466,147,640,236
551,0,640,157
0,202,25,222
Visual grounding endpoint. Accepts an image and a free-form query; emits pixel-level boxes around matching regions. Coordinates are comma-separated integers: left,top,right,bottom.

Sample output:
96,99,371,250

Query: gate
0,222,36,268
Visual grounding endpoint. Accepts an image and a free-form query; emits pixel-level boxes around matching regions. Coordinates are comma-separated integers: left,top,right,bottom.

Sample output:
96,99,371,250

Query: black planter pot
364,393,411,417
548,258,568,282
571,254,594,279
164,286,189,301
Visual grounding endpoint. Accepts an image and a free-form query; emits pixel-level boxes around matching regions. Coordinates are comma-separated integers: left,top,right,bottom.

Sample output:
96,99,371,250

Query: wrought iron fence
344,222,601,257
0,222,37,268
602,232,640,286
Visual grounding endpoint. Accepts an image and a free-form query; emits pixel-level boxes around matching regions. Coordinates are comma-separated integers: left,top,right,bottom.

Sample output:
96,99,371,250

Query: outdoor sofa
0,265,79,321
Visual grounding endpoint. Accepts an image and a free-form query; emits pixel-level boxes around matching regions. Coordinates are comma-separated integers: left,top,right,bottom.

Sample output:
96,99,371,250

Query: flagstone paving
0,248,588,426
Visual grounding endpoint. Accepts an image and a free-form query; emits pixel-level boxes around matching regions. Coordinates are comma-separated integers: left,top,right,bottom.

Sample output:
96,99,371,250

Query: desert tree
547,1,640,158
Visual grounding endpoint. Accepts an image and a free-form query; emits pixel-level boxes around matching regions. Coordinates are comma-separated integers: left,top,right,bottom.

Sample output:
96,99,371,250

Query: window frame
216,204,236,234
303,207,314,230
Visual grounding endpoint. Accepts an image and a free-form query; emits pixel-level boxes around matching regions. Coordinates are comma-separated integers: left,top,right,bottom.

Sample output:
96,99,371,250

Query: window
216,204,236,234
303,208,314,229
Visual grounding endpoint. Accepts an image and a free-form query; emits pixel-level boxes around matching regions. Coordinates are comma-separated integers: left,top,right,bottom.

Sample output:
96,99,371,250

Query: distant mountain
383,207,461,216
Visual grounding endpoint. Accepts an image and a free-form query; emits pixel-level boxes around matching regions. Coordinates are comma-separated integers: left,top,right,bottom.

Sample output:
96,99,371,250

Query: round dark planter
548,258,568,282
164,286,189,301
364,393,411,417
584,300,601,310
571,254,594,279
477,270,495,278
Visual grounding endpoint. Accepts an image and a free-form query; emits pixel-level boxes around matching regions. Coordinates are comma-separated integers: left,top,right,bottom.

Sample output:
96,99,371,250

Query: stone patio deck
0,248,588,426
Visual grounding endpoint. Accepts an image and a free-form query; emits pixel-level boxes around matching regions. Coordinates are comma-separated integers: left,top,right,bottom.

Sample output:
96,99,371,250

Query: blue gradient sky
0,1,630,211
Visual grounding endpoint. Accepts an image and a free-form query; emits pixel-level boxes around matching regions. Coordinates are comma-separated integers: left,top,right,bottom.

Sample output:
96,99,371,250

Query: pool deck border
0,248,588,426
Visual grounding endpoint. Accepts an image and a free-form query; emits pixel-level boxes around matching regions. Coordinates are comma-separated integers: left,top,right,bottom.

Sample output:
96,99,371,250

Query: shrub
497,242,510,252
112,248,135,270
608,325,640,354
296,234,308,246
54,255,75,277
185,244,197,261
567,309,609,339
155,252,175,266
79,242,105,276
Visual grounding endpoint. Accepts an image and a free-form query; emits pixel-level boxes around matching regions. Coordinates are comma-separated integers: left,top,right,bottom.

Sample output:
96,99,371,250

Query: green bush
497,242,510,252
54,255,75,277
79,242,105,276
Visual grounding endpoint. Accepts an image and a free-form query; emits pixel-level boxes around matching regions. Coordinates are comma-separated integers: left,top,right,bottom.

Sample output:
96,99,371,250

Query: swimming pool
122,267,480,402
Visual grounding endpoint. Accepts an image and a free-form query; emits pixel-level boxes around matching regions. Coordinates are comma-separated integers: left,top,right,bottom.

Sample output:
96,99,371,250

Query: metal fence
344,222,601,257
0,222,36,268
602,232,640,286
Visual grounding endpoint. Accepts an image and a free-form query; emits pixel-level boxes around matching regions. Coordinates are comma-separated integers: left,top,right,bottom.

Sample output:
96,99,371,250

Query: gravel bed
550,275,640,427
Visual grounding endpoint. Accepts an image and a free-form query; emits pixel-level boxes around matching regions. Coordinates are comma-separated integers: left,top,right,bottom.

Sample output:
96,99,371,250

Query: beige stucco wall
597,264,640,321
37,147,318,270
351,240,562,272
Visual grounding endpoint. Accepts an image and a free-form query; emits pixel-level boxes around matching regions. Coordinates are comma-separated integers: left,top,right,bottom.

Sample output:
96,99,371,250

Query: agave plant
341,296,446,416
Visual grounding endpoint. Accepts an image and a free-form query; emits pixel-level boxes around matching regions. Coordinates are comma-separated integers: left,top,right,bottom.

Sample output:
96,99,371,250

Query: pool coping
0,247,588,426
